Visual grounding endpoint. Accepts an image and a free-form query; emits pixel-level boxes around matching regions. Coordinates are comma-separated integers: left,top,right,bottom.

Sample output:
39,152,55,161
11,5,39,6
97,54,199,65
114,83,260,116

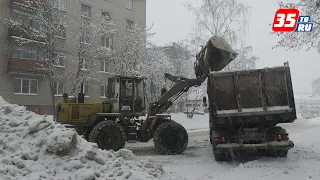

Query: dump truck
202,62,296,161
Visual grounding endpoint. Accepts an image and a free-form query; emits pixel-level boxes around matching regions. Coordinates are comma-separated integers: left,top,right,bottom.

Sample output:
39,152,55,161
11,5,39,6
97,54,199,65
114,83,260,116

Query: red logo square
272,8,300,32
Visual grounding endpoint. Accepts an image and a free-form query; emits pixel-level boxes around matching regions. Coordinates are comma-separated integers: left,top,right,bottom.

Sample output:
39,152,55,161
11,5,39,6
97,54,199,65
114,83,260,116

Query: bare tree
5,0,69,120
186,0,249,48
145,44,175,101
112,24,149,76
225,44,258,71
186,0,258,71
68,14,117,96
273,0,320,52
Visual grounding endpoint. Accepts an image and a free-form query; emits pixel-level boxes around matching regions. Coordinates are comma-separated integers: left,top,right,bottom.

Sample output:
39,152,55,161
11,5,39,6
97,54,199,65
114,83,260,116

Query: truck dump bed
207,63,296,124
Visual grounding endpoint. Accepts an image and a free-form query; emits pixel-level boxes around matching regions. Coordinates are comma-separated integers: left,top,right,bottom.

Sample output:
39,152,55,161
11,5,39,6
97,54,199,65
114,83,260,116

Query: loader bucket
205,36,238,71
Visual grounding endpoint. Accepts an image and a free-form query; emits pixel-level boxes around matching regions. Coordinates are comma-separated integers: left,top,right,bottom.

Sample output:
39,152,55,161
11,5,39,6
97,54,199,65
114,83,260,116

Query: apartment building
312,77,320,95
0,0,146,114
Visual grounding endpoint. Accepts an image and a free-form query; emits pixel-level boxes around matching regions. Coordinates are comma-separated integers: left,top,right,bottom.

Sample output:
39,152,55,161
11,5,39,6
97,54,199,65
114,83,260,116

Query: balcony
7,58,47,75
10,0,38,14
8,26,45,43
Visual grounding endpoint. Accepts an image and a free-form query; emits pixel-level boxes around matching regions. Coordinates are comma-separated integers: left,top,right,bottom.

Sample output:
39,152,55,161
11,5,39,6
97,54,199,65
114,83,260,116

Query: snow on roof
0,96,165,180
295,94,320,101
312,77,320,84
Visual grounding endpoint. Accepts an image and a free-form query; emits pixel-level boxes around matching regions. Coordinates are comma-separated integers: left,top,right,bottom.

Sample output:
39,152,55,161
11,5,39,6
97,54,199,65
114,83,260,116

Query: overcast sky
146,0,319,94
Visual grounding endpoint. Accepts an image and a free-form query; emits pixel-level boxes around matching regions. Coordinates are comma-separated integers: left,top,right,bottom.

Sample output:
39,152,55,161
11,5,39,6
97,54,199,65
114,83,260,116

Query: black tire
214,151,228,161
83,128,90,140
272,126,287,134
213,146,232,162
153,121,188,155
278,150,288,157
88,121,126,151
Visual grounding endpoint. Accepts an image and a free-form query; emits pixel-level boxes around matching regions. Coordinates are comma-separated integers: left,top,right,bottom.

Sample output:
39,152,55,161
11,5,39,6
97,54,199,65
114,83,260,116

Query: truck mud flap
216,140,294,151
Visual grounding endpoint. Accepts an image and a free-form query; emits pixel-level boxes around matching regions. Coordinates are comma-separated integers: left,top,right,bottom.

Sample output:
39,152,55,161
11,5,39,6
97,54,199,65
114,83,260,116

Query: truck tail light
214,137,225,143
276,134,289,141
277,135,282,141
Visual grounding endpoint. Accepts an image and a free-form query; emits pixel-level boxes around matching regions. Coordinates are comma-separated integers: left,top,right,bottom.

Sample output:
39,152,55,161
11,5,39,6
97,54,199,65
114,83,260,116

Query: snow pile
0,97,164,180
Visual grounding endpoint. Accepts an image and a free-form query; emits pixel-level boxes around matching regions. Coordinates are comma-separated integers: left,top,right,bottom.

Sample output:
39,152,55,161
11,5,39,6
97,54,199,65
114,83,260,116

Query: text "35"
272,9,300,32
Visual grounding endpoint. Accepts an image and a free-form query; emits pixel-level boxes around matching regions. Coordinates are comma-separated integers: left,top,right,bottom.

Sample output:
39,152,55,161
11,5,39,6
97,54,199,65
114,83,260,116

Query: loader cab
106,75,146,116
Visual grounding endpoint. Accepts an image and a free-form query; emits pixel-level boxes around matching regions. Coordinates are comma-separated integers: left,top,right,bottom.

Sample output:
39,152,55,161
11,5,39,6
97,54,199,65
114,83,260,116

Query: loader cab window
135,79,146,111
106,78,114,98
121,79,133,100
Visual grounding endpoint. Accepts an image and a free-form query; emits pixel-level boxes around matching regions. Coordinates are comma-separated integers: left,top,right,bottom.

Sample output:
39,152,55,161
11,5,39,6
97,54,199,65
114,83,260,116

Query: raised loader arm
147,36,238,118
148,73,208,115
139,36,238,142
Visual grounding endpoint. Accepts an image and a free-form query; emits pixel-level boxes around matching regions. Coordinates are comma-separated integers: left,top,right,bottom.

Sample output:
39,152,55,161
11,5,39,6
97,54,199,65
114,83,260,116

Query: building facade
0,0,146,114
295,94,320,119
312,77,320,95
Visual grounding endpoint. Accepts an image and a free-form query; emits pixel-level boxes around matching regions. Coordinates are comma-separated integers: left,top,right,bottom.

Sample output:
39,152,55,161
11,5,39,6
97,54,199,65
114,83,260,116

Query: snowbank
0,97,165,180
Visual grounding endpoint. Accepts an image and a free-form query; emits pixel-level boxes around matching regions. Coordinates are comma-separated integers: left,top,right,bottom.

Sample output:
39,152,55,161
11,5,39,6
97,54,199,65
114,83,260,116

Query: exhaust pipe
78,83,85,103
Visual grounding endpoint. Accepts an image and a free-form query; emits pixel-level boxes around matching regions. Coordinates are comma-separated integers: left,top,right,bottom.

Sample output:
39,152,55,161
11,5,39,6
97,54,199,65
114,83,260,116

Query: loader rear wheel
88,121,126,151
153,121,188,155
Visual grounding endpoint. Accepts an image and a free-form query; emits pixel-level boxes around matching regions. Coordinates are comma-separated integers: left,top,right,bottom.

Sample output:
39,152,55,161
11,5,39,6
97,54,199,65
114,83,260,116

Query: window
11,45,44,61
126,44,133,54
81,4,91,18
54,0,66,10
106,79,114,98
54,82,64,95
126,19,134,30
84,84,90,96
100,86,106,97
121,79,133,100
102,11,111,20
30,19,40,30
52,52,65,67
101,37,113,49
14,13,40,30
100,60,110,72
81,58,90,70
126,0,134,10
56,24,66,38
80,31,90,44
13,78,38,94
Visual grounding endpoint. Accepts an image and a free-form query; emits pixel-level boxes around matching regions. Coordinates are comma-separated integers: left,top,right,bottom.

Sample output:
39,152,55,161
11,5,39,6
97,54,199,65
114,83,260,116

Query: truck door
120,79,134,114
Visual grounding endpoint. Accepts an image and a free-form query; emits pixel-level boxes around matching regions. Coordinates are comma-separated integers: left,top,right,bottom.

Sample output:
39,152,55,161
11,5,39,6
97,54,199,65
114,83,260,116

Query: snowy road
126,115,320,180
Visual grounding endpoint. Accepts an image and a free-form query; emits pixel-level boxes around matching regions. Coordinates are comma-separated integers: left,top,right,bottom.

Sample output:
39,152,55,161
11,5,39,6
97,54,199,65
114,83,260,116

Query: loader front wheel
88,121,126,151
153,121,188,155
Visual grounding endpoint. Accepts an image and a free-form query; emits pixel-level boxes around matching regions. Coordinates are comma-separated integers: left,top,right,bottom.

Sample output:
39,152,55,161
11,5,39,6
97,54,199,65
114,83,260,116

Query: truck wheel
214,152,227,161
267,149,278,157
278,150,288,157
153,121,188,155
213,150,232,161
272,126,287,134
88,121,126,151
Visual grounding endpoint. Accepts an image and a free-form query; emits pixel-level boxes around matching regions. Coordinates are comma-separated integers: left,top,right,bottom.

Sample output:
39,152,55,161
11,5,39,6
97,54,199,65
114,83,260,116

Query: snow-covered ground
125,114,320,180
6,104,320,180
